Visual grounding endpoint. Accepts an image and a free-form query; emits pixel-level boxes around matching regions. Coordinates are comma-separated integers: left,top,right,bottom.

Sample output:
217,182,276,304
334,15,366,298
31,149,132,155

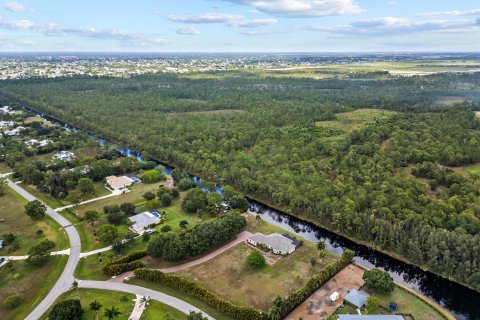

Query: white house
4,126,25,136
0,121,14,128
105,175,134,190
247,232,300,255
0,106,11,114
128,210,162,234
25,139,52,147
52,151,75,162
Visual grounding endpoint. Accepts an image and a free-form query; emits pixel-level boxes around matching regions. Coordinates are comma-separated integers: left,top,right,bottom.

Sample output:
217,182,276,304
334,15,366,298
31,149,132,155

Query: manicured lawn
372,286,447,320
18,182,67,209
178,241,335,312
41,289,135,320
315,108,397,134
0,255,68,320
143,301,187,320
0,187,68,255
75,237,146,281
127,278,234,320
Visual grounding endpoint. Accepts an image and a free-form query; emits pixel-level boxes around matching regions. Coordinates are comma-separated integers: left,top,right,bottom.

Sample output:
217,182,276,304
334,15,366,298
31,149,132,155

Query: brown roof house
105,175,134,190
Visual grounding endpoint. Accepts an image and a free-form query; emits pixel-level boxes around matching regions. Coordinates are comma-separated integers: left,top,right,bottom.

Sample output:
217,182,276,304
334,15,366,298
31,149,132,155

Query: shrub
170,188,180,198
363,268,395,293
102,260,144,276
97,224,119,244
141,170,165,183
179,220,189,229
104,250,148,267
247,250,266,269
135,269,263,320
161,225,172,233
177,178,194,191
4,295,22,309
49,299,84,320
107,211,123,225
160,193,172,207
365,295,380,313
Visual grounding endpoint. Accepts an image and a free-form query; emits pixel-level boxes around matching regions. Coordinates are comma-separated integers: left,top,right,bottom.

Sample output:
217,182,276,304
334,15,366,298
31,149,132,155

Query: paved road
79,280,214,319
7,178,82,320
5,178,215,320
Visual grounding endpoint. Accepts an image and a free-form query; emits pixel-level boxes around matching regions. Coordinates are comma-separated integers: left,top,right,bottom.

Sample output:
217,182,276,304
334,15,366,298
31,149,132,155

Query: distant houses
25,139,52,147
52,150,75,162
0,120,14,128
247,232,301,255
4,126,26,136
128,210,162,234
0,106,11,114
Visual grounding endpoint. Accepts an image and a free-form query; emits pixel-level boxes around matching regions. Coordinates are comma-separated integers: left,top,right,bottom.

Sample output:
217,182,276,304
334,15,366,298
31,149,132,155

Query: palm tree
268,306,283,320
140,296,151,307
316,240,327,251
104,305,121,319
89,300,102,320
120,295,130,314
70,280,80,298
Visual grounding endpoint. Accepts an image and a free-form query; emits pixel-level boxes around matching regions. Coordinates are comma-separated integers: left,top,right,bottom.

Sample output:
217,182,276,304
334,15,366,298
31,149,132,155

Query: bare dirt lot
286,264,365,320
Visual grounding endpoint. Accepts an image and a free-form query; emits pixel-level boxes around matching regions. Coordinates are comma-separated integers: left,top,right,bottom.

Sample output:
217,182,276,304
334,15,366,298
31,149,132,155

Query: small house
247,232,299,255
344,289,370,308
0,121,14,128
52,151,75,162
105,175,134,190
128,210,162,234
0,106,11,114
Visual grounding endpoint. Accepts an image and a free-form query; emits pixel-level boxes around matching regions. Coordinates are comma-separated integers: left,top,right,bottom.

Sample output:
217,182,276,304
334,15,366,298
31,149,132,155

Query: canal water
32,108,480,319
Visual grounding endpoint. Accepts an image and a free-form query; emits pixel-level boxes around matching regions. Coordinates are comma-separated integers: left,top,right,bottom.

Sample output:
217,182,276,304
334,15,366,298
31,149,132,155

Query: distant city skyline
0,0,479,52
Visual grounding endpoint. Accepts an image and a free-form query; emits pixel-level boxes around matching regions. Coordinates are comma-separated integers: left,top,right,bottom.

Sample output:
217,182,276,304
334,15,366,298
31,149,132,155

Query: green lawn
143,301,187,320
127,278,234,320
41,289,135,320
0,255,68,320
75,237,147,280
0,187,68,255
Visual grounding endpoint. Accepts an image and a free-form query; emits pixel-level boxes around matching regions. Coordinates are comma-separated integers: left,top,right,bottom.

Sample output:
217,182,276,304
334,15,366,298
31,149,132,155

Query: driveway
79,280,214,319
109,231,253,283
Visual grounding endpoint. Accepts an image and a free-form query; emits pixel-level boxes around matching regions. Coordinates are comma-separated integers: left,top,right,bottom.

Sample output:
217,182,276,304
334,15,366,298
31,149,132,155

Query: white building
0,121,14,128
247,232,300,255
105,175,134,190
128,210,162,234
25,139,52,147
0,106,11,114
4,126,25,136
52,151,75,162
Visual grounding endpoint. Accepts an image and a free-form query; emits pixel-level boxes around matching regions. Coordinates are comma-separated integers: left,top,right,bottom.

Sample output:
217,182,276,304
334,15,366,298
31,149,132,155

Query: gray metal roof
248,233,297,253
128,211,161,233
344,289,370,308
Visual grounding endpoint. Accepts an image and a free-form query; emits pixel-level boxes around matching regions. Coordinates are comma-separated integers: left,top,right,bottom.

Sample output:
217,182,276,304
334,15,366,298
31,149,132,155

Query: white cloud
419,9,480,17
223,0,363,18
309,16,479,36
167,12,277,27
171,26,200,35
0,18,167,46
3,1,27,12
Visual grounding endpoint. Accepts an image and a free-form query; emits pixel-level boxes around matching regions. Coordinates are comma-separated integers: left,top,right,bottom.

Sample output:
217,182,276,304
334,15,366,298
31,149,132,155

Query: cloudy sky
0,0,479,52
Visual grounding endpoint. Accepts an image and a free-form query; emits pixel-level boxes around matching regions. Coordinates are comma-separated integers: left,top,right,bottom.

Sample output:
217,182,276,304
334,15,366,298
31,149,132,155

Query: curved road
6,178,213,320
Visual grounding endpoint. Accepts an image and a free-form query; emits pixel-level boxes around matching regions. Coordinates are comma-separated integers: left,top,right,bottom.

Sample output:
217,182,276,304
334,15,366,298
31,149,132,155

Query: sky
0,0,479,52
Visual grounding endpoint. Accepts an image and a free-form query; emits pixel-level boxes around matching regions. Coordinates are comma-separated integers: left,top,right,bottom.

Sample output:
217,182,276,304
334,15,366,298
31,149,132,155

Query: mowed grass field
174,215,337,312
0,255,68,320
315,108,397,134
41,289,136,320
0,187,68,255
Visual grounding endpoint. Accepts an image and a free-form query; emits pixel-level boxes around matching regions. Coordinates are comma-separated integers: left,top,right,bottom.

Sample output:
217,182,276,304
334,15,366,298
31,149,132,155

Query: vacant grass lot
178,242,335,312
315,108,397,134
144,301,187,320
0,255,68,320
41,289,135,320
0,187,68,255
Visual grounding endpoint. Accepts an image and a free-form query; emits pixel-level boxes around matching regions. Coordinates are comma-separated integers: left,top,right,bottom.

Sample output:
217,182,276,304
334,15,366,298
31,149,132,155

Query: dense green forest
1,71,480,291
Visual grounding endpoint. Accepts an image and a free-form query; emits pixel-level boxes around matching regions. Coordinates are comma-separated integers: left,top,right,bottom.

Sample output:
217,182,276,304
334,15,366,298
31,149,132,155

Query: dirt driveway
286,264,365,320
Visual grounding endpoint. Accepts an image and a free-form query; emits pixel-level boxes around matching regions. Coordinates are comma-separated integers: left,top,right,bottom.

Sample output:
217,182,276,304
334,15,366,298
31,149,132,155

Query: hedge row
102,260,144,276
104,250,148,268
135,268,265,320
268,249,355,319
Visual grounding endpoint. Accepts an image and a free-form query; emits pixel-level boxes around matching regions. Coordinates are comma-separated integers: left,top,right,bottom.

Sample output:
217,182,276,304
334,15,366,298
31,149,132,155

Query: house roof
344,289,370,308
105,175,133,189
339,316,404,320
248,232,297,253
128,211,161,233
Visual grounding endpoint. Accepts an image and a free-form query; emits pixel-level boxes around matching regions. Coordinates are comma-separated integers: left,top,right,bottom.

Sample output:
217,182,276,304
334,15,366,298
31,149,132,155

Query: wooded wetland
1,68,480,297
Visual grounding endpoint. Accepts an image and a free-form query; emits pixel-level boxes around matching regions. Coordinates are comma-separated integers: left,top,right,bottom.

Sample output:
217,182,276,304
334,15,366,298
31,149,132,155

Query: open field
40,289,135,320
0,187,68,254
127,278,234,320
315,109,397,134
178,237,336,311
0,255,68,320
